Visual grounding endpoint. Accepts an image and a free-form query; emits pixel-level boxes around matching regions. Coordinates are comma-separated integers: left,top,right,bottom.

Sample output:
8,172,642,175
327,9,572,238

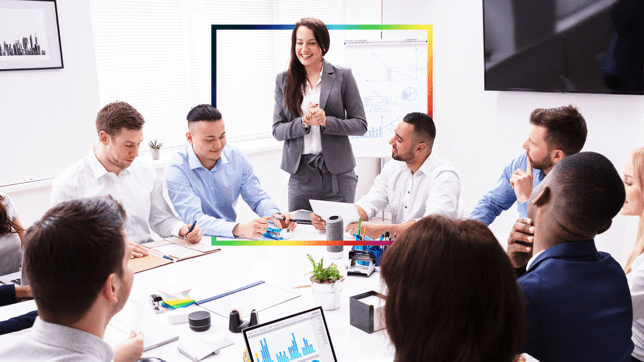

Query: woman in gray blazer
272,17,367,212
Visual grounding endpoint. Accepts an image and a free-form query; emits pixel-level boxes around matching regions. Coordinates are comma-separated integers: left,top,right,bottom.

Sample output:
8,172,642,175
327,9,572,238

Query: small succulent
306,254,341,283
148,139,164,149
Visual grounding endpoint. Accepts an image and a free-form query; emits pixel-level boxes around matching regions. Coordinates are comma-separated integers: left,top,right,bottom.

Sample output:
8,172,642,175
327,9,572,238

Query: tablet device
309,199,360,232
243,306,338,362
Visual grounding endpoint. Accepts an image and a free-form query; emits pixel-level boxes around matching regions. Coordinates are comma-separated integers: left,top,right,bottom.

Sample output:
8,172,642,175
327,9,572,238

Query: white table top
134,225,394,361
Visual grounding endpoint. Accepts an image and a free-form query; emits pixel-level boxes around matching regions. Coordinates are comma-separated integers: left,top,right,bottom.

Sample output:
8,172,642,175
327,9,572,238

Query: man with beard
470,105,587,225
311,112,461,239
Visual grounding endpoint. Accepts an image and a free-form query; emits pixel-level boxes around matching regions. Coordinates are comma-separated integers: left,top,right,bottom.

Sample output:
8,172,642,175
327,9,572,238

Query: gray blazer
272,61,367,175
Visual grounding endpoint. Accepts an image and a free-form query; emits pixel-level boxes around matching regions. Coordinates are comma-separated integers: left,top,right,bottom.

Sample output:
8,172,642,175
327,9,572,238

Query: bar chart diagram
250,321,321,362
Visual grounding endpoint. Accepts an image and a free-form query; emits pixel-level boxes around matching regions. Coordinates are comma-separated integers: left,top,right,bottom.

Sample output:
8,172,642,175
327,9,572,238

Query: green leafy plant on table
148,139,164,149
307,254,342,284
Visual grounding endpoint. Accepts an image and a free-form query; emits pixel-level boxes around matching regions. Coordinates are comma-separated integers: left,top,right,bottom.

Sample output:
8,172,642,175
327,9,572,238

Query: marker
162,255,173,262
358,218,362,238
184,221,197,241
362,225,367,241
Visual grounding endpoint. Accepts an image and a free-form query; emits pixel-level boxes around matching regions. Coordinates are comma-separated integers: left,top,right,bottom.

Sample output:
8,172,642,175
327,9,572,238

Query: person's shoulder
53,155,92,185
224,144,249,163
167,146,191,168
275,70,287,83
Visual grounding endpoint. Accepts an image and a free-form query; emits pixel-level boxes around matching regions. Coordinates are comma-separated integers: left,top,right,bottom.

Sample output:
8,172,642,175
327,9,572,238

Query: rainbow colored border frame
211,24,433,116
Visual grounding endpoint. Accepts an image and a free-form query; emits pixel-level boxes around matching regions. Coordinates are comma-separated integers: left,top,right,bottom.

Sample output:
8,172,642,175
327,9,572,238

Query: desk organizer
349,291,386,333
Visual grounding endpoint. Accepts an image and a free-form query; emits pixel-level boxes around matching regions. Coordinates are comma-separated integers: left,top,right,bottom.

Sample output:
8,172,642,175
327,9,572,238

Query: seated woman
379,215,525,362
0,192,37,335
619,147,644,362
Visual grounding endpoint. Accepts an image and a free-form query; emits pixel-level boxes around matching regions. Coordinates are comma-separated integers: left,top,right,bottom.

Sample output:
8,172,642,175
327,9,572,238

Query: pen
358,218,361,237
292,285,311,289
162,255,173,262
184,221,197,241
274,215,312,223
362,225,367,241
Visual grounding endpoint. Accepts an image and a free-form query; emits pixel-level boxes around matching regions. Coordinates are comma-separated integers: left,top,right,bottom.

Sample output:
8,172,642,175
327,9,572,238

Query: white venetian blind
89,0,347,147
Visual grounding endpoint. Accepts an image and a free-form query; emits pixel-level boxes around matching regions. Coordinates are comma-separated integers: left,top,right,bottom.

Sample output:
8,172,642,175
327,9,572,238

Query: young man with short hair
470,105,587,225
507,152,633,362
51,101,202,247
312,112,461,239
0,197,144,362
165,104,296,239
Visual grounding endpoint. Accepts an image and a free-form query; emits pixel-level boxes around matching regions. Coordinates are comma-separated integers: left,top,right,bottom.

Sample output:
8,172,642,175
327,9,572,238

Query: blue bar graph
256,332,318,362
302,337,316,356
288,333,303,359
260,339,275,362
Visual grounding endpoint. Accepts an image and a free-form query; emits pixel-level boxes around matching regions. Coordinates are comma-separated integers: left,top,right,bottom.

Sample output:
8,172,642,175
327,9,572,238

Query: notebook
243,306,338,362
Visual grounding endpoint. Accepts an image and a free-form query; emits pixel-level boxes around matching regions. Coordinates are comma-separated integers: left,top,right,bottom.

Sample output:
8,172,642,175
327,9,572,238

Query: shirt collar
306,58,325,88
526,250,545,270
187,144,229,171
88,147,132,179
31,317,114,361
88,147,109,179
415,152,437,176
526,240,597,272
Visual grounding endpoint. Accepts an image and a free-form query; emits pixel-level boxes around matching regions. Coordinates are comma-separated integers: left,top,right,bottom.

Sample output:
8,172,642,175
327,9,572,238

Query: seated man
165,104,296,239
0,284,37,335
0,197,144,362
51,101,202,247
312,112,460,239
507,152,633,362
469,105,587,225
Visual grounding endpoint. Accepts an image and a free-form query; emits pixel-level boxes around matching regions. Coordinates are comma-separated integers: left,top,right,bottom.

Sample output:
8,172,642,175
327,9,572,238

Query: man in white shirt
312,112,460,239
0,197,144,362
51,101,202,248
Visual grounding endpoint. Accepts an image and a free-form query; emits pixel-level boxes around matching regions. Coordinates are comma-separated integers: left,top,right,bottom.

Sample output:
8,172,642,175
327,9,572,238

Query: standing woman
273,17,367,212
620,147,644,362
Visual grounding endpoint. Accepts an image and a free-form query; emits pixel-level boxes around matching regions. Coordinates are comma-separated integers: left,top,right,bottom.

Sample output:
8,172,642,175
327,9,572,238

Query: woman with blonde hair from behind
621,147,644,362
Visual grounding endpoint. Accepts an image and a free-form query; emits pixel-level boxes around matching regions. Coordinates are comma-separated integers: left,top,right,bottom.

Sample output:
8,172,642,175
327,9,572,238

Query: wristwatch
302,119,309,128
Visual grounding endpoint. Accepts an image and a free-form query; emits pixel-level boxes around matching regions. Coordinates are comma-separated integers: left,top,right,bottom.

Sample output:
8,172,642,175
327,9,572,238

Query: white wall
382,0,644,260
0,0,99,186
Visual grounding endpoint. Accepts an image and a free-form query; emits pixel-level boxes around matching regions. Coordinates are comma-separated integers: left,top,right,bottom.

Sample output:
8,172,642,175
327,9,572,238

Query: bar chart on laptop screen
247,311,334,362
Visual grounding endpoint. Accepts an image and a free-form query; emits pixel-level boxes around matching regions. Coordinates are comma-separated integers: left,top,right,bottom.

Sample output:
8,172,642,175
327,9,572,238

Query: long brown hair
284,17,330,117
380,216,524,362
624,147,644,274
0,195,22,235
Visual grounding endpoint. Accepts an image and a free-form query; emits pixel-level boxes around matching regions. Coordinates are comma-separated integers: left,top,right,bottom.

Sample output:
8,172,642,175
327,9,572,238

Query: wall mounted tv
483,0,644,95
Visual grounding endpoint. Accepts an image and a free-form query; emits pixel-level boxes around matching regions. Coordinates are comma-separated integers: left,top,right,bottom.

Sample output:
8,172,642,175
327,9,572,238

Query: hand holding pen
179,221,202,244
272,213,298,231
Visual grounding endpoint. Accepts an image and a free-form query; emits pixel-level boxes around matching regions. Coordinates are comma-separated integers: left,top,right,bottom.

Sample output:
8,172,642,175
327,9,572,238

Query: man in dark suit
507,152,633,362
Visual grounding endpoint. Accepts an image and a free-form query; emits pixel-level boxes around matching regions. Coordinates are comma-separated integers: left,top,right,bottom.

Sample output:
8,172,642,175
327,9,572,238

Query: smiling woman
272,17,368,212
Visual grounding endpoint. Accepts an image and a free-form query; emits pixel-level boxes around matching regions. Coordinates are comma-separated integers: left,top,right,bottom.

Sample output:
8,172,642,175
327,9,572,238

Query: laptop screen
243,306,338,362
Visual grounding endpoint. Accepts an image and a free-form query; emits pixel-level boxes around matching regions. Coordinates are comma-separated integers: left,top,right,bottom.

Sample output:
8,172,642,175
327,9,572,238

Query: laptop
243,306,338,362
0,253,28,286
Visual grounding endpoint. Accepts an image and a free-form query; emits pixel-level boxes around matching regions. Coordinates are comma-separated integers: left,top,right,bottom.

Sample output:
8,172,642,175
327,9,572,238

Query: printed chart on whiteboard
345,40,428,158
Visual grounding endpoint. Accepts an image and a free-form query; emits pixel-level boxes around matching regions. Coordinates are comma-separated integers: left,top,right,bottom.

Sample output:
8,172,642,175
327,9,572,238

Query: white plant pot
150,148,161,160
311,277,344,311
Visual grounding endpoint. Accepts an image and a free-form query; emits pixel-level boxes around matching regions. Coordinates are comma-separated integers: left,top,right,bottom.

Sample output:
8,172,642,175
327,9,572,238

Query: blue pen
184,221,197,241
162,255,173,261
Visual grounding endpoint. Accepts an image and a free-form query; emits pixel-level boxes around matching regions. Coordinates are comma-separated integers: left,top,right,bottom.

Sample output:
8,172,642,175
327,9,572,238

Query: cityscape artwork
0,0,62,71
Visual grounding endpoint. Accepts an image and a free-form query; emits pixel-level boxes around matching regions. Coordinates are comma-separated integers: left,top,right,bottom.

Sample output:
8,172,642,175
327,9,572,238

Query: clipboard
144,237,221,262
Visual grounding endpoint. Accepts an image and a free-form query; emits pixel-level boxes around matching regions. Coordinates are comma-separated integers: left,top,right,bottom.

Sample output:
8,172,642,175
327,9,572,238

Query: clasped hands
303,102,326,127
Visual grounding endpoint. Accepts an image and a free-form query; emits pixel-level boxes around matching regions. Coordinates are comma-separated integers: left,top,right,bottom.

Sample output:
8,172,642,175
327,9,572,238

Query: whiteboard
345,40,428,158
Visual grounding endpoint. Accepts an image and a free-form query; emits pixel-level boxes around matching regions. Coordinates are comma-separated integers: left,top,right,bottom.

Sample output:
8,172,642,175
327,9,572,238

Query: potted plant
307,254,345,310
148,139,164,160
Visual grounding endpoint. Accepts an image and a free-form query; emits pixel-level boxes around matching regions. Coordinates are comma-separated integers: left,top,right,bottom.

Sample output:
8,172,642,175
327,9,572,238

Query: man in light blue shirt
165,105,296,238
469,105,587,225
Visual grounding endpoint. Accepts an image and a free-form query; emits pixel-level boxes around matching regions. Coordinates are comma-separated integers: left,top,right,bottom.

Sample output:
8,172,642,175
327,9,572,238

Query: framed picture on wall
0,0,63,71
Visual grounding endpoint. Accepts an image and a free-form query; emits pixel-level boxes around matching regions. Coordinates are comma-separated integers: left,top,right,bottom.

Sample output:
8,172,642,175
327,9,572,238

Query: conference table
131,225,394,361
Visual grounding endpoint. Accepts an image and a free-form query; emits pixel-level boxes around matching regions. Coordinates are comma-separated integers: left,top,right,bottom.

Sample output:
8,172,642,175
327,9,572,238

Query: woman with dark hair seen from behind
0,192,37,335
379,216,526,362
619,147,644,362
272,17,367,212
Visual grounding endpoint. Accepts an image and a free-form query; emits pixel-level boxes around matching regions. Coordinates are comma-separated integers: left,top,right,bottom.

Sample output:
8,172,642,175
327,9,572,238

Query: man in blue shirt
165,105,296,239
469,105,587,225
506,152,634,362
